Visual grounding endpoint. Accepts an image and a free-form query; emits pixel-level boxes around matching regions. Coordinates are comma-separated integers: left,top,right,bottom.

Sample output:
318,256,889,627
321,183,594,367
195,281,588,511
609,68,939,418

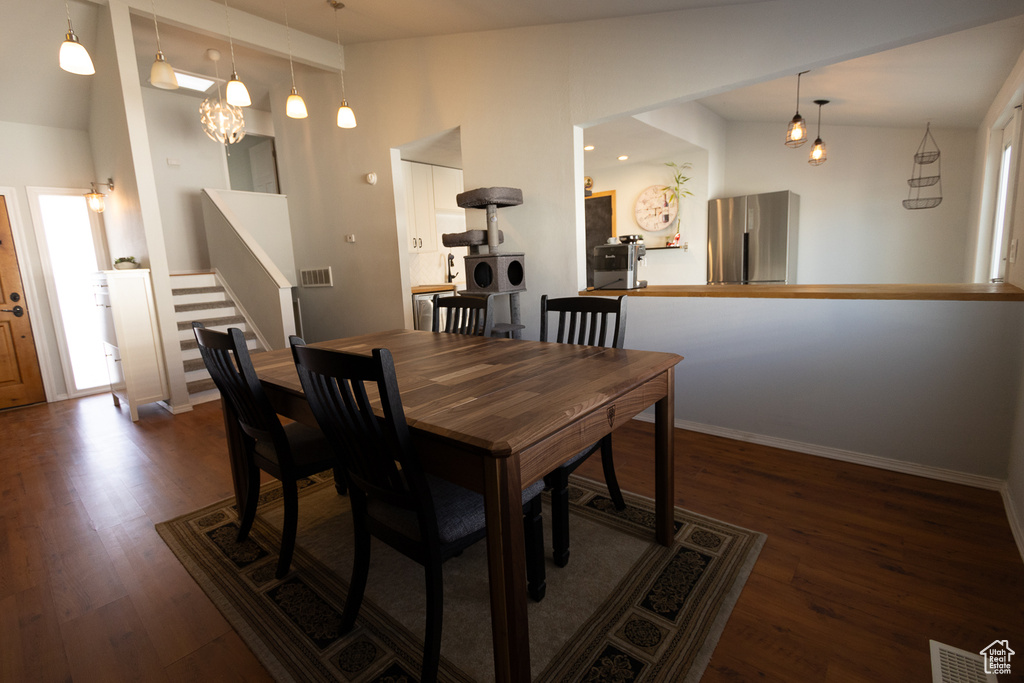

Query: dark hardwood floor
1,394,1022,681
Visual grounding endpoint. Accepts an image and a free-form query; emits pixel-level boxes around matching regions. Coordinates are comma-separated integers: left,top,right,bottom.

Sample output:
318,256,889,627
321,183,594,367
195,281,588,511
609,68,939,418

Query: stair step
175,301,234,313
183,358,206,373
171,286,225,296
187,377,217,394
178,315,245,331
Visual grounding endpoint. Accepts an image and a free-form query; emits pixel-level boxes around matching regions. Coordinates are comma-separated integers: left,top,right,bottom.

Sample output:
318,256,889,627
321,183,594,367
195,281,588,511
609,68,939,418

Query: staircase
172,273,262,405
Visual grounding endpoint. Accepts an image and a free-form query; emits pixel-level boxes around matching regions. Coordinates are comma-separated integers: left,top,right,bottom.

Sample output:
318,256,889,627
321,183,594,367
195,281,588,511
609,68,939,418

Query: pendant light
148,0,178,90
59,1,95,75
199,49,246,148
809,99,829,166
222,0,251,107
784,71,808,147
329,1,357,128
283,2,307,119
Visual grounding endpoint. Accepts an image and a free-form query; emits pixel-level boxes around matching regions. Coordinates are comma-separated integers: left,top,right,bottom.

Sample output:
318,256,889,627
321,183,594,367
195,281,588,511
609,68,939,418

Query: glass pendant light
283,2,307,119
809,99,829,166
222,0,251,107
330,1,357,129
784,71,808,148
148,0,178,90
60,1,95,75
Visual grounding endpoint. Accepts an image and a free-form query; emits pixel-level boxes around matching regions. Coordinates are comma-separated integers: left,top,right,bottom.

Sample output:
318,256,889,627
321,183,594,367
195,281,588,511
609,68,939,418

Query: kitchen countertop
579,283,1024,302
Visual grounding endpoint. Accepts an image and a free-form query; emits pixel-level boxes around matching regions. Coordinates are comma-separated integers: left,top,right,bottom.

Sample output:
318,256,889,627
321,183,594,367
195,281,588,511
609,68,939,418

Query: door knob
1,305,24,317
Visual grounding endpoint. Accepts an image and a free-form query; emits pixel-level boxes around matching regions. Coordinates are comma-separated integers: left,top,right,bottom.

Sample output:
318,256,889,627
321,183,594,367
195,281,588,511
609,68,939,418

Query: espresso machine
593,235,647,290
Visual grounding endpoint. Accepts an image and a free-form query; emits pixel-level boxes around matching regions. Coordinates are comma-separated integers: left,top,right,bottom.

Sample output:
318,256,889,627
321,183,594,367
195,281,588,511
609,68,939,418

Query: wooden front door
0,196,46,409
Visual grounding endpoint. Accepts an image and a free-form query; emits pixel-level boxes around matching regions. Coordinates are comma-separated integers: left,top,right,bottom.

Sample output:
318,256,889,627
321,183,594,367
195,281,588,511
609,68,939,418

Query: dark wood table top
251,328,682,460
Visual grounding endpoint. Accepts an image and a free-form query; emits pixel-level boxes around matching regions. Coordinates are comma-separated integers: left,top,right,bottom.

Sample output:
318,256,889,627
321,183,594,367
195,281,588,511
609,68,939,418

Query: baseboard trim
634,415,1024,561
634,414,1006,491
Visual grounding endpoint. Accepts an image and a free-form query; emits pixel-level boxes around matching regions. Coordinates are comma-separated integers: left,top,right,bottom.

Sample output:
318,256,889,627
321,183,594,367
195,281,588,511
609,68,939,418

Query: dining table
235,328,682,682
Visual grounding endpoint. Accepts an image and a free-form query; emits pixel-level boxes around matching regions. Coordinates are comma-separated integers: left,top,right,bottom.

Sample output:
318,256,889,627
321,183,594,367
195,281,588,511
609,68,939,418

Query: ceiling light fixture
199,49,246,148
85,178,114,213
329,1,356,128
60,1,95,75
222,0,251,107
584,145,595,151
283,2,307,119
618,155,629,161
148,0,178,90
785,71,809,147
809,99,829,166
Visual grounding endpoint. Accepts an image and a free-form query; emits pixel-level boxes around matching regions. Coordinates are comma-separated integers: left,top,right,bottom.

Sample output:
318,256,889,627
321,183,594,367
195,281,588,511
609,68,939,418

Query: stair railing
201,190,296,349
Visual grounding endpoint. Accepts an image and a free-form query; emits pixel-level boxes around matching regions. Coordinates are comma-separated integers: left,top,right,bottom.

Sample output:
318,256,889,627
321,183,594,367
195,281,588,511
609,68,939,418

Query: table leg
482,456,531,683
655,367,675,546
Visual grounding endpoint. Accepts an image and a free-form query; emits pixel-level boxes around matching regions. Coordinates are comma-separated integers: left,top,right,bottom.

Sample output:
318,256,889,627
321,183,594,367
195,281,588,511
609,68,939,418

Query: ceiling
584,14,1024,170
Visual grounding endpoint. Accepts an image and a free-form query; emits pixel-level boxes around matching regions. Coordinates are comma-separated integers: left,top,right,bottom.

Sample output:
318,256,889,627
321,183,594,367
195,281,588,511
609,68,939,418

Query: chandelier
200,97,246,146
199,48,245,147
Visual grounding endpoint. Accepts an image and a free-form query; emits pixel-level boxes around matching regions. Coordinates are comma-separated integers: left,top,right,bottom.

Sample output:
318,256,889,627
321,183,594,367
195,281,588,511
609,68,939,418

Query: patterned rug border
157,475,765,682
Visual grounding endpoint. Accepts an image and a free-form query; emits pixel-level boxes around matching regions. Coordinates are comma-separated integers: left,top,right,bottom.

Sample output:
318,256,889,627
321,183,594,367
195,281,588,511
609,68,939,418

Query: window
989,110,1020,282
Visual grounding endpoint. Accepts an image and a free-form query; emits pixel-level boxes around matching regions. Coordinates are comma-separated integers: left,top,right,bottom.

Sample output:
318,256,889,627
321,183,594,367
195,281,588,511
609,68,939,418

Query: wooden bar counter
580,283,1024,302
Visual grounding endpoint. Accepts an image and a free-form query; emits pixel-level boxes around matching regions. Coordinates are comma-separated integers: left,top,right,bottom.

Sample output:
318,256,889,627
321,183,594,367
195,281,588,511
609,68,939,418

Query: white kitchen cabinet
403,161,438,253
93,269,169,421
432,165,464,211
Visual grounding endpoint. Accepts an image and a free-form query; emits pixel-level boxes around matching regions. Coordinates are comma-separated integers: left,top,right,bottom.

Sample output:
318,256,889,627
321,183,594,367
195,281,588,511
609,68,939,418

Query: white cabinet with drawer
93,270,168,421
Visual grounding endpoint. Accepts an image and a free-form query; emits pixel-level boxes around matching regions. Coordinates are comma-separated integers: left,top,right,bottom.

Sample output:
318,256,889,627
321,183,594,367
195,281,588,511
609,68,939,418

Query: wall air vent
300,267,333,288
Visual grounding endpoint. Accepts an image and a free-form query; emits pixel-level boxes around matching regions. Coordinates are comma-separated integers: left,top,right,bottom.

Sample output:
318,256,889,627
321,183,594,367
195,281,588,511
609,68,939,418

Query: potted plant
662,161,693,210
113,256,139,270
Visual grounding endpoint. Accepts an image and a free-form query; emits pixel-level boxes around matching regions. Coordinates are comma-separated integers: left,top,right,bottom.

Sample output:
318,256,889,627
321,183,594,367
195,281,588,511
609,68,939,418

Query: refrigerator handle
742,232,749,284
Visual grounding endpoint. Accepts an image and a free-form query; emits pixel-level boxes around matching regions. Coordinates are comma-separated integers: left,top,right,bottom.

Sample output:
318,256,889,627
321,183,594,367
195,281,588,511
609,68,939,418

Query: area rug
157,474,765,682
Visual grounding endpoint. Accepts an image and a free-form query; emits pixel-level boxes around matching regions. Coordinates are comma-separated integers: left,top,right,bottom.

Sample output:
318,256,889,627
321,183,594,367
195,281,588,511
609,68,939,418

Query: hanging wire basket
903,123,942,210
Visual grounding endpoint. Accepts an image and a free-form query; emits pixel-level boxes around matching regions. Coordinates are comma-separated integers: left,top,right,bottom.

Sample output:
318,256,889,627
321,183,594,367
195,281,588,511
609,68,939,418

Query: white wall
141,87,230,272
724,122,977,284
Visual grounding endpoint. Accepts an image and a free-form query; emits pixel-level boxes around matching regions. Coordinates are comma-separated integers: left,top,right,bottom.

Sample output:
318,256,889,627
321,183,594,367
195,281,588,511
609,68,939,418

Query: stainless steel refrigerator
707,191,799,284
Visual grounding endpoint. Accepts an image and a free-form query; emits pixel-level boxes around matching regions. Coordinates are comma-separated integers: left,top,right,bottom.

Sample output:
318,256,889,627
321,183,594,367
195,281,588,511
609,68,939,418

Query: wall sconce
85,178,114,213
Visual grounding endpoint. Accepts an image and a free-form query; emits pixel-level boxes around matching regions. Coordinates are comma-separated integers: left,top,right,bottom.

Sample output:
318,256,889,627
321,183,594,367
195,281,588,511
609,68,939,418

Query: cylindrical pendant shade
150,52,179,90
337,100,357,128
60,32,95,75
286,88,308,119
226,73,251,107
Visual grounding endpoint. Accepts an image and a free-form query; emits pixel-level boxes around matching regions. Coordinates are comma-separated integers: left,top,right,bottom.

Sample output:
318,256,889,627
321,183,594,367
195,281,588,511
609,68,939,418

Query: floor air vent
300,267,333,287
930,640,996,683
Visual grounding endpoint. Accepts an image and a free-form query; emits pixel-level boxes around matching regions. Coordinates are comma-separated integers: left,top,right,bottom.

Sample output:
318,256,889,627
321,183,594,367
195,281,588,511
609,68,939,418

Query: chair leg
524,496,547,601
547,469,571,568
235,457,261,542
340,512,371,634
600,435,626,511
276,479,299,579
421,559,445,683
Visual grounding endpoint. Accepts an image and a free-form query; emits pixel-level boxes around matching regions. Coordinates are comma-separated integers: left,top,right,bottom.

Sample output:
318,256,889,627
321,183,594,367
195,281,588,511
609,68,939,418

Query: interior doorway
227,134,281,194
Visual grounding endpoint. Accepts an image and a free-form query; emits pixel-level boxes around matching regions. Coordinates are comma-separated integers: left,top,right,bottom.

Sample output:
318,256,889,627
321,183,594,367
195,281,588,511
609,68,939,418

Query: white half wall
626,295,1023,479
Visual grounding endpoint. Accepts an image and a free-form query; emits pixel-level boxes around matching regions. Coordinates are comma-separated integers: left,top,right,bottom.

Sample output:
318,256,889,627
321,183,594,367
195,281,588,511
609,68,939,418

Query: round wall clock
634,185,677,232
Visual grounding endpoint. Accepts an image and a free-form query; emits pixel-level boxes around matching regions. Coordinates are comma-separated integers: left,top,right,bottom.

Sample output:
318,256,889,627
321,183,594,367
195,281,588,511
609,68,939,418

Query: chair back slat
540,295,627,349
432,293,494,337
192,323,287,449
292,342,434,517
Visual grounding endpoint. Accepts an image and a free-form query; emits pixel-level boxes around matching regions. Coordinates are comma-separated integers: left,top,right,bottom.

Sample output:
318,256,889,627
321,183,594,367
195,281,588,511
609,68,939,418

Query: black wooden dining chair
431,292,494,336
192,323,343,579
291,338,546,683
539,294,628,567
